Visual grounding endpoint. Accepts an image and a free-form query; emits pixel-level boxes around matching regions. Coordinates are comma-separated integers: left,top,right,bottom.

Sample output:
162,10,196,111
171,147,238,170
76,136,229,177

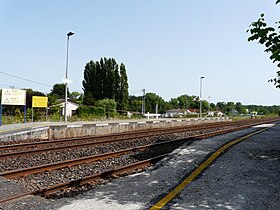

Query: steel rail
0,118,277,159
0,118,263,151
1,120,276,179
0,121,232,150
0,119,279,204
0,122,233,159
0,154,166,204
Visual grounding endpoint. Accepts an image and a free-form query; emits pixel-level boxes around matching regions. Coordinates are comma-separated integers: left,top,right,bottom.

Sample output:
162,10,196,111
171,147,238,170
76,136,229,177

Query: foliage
77,99,118,119
24,88,45,109
48,83,69,105
82,58,129,110
144,93,167,114
49,83,67,98
69,91,82,102
169,95,201,110
118,63,129,110
128,95,142,113
247,1,280,88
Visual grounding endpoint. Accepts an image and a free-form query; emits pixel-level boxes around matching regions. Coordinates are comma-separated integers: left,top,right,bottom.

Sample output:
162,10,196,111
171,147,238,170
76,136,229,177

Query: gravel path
56,123,280,210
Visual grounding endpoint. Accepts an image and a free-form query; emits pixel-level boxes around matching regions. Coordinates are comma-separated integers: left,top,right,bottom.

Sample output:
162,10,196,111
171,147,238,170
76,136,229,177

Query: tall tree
145,92,167,114
82,58,129,110
49,83,67,99
247,1,280,88
118,63,129,110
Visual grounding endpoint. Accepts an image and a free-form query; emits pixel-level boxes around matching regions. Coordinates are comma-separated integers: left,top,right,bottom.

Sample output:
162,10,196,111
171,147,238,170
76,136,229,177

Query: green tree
95,98,117,117
69,91,82,102
169,98,179,108
145,92,167,114
24,88,45,109
118,63,129,110
216,102,227,113
82,58,129,110
235,102,247,114
247,1,280,88
128,95,142,113
49,83,67,99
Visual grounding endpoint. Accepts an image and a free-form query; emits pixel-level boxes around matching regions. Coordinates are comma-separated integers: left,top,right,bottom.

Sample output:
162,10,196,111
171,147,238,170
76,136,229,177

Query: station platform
0,117,228,142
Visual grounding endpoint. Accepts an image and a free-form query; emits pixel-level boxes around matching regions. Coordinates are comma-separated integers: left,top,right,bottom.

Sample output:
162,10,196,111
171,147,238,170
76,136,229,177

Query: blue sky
0,1,279,105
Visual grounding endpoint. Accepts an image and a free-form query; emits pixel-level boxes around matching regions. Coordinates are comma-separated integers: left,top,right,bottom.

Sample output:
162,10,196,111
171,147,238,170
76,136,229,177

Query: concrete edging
0,117,229,142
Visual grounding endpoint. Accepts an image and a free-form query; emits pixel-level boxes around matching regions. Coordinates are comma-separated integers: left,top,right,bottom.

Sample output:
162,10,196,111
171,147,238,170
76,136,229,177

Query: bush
76,99,118,120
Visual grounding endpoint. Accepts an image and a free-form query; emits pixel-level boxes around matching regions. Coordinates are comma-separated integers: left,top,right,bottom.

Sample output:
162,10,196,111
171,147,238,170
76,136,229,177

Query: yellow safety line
150,127,269,210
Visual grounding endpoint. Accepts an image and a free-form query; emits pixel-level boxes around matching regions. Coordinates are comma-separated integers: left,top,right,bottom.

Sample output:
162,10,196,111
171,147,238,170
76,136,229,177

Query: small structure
207,111,215,117
186,109,198,115
216,111,224,117
56,99,79,117
143,112,161,119
164,109,185,117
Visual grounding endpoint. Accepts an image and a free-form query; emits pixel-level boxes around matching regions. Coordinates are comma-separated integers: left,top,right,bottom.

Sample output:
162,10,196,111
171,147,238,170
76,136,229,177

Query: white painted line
119,122,129,125
31,127,49,132
253,124,275,128
67,124,83,128
137,122,146,124
96,123,109,127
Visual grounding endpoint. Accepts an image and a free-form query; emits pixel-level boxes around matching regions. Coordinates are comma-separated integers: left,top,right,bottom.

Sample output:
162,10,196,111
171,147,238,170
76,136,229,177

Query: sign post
1,88,26,124
0,104,2,126
32,96,48,121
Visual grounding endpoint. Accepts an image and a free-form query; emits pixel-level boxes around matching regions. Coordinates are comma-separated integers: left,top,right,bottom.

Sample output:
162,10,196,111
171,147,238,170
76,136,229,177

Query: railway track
0,118,274,159
0,117,279,204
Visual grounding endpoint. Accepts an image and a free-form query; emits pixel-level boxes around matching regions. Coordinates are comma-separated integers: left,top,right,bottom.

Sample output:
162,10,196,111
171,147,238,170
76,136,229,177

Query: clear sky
0,1,279,106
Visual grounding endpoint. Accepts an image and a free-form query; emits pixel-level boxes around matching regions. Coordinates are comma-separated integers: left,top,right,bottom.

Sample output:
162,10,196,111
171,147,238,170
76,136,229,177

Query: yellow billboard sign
32,96,48,108
1,88,26,105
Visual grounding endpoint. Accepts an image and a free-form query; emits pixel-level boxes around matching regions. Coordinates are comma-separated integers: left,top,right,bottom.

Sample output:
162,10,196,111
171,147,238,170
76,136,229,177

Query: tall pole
208,96,211,113
142,89,146,115
0,104,2,126
199,76,204,118
64,31,74,122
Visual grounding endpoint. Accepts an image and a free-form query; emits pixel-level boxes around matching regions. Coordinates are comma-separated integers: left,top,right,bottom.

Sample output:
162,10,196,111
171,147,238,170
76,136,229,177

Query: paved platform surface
56,122,280,210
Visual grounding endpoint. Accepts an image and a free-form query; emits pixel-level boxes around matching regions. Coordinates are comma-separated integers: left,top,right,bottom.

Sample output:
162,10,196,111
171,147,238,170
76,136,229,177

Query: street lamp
64,31,74,122
199,76,204,118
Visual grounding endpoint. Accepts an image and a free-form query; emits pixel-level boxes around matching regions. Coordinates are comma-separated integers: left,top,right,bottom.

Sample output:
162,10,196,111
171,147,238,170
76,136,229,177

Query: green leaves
247,4,280,88
82,58,129,109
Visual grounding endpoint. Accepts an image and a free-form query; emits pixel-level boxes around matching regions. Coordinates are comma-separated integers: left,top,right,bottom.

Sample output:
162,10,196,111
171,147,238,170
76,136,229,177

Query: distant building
164,109,185,117
216,111,224,117
186,109,198,115
55,99,80,117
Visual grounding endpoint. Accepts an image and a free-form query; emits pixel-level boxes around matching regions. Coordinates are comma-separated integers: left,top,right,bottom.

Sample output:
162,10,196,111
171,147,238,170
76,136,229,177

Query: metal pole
208,96,210,113
64,36,69,122
199,76,204,118
0,104,2,126
155,103,158,119
24,105,26,123
142,89,146,115
64,31,74,122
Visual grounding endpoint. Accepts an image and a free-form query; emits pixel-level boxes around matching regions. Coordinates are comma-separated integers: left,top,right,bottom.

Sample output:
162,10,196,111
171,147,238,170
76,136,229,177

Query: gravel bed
0,126,238,172
0,122,266,199
10,140,181,194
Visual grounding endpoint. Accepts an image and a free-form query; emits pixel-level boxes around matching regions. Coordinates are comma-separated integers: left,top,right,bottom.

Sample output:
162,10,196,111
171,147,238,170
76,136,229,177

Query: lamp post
199,76,204,118
64,31,74,122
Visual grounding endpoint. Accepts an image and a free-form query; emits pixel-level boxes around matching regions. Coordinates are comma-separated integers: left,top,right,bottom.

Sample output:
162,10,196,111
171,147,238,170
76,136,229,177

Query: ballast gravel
56,123,280,210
